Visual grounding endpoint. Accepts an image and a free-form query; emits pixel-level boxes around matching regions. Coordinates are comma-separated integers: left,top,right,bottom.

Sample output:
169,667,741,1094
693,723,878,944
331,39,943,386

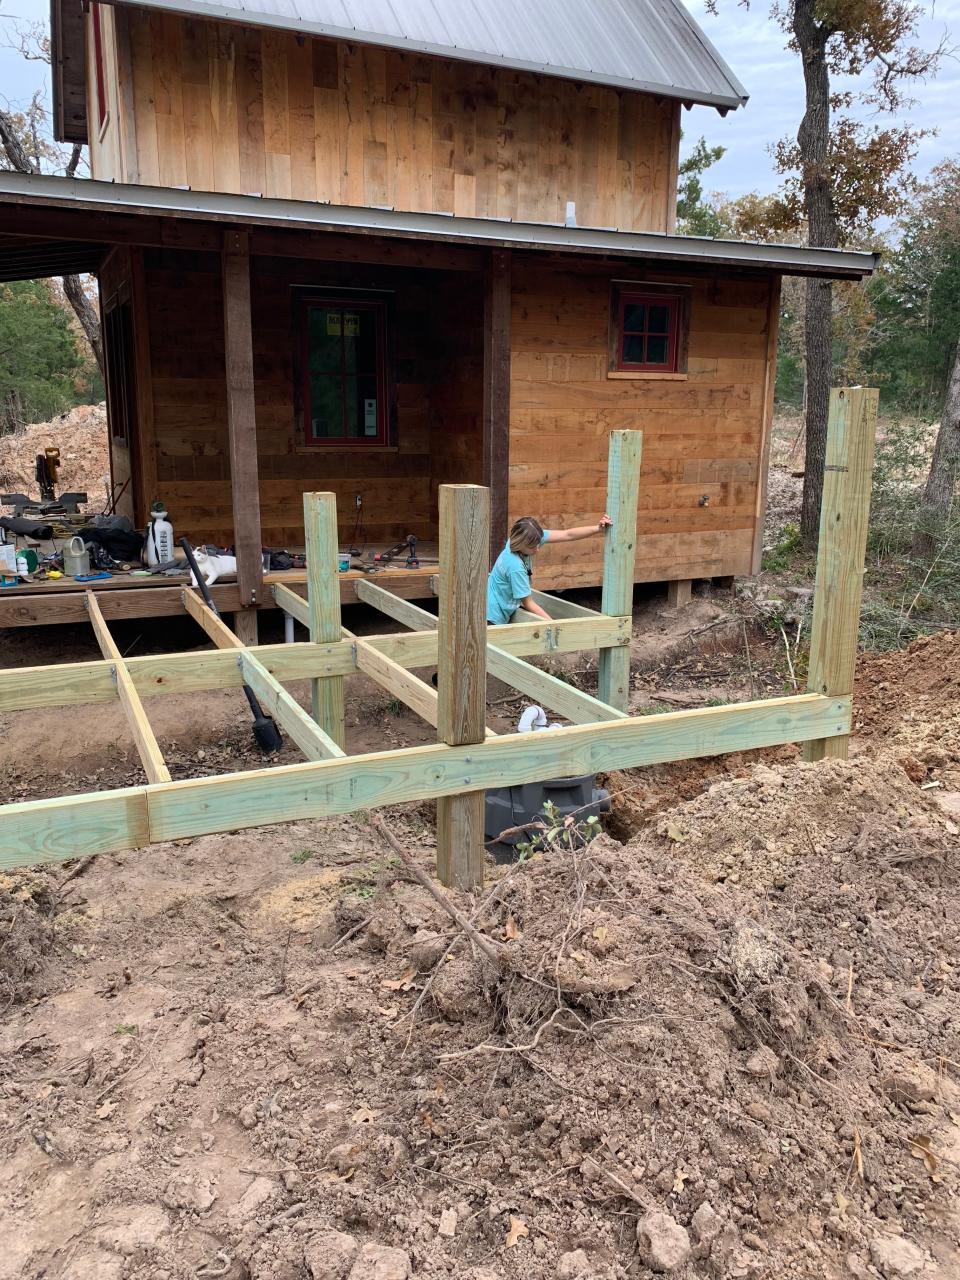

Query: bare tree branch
62,275,104,376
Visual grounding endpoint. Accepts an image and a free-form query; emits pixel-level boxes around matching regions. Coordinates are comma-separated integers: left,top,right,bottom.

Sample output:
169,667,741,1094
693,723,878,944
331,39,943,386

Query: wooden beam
305,492,345,748
530,589,603,621
222,229,264,609
0,616,629,713
239,650,344,760
666,579,693,609
436,485,490,889
85,592,171,785
355,636,498,738
752,274,783,574
802,387,878,762
182,588,243,650
482,249,511,562
272,582,309,627
598,430,643,712
0,694,850,867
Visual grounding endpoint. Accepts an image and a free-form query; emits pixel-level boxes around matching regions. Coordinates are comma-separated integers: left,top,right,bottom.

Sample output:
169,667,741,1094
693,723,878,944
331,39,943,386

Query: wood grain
598,431,642,710
304,491,345,748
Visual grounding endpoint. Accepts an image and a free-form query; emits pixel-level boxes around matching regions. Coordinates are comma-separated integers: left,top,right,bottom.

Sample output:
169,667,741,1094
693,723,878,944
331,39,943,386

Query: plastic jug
145,500,175,568
63,536,91,577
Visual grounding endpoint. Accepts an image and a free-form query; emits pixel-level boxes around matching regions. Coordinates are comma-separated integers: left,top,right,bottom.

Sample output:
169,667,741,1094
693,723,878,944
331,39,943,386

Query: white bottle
145,500,174,568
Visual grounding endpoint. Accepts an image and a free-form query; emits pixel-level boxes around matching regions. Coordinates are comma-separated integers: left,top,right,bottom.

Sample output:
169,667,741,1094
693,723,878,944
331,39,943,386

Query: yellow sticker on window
343,312,360,337
325,313,341,336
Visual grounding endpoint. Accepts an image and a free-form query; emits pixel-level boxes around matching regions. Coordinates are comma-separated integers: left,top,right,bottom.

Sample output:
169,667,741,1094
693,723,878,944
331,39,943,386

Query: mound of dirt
0,403,108,509
0,870,56,1007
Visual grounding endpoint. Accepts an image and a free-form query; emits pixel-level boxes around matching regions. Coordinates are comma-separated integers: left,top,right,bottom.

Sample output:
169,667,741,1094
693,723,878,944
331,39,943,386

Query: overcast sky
2,0,958,200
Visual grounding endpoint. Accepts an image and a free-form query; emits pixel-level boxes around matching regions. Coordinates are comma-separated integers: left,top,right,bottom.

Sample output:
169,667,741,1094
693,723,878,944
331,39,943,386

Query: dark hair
509,516,543,556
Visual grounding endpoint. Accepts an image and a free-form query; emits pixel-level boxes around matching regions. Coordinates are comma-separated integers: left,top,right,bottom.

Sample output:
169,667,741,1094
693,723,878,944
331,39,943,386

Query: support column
802,386,878,761
666,579,693,609
436,484,490,889
222,230,263,633
598,430,643,712
304,492,345,749
482,250,511,563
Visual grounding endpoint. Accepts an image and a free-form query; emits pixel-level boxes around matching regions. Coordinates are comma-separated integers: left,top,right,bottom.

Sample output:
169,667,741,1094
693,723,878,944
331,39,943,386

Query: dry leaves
381,969,416,992
665,821,686,843
504,915,520,941
351,1106,380,1124
505,1215,529,1248
593,924,608,942
909,1134,938,1174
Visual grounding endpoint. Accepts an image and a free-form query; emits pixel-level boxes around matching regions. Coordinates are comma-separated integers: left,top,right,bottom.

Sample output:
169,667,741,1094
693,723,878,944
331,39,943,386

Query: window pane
308,308,343,373
648,304,671,334
646,335,669,365
622,334,645,364
622,302,646,332
309,376,345,438
354,311,379,374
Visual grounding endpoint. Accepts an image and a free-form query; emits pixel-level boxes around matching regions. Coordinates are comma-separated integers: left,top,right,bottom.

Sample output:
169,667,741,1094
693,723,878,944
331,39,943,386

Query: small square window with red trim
615,291,681,372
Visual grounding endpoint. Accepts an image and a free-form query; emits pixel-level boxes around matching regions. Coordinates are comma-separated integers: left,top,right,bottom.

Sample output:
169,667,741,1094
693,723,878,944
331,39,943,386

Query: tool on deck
0,449,87,518
370,534,431,569
179,537,283,755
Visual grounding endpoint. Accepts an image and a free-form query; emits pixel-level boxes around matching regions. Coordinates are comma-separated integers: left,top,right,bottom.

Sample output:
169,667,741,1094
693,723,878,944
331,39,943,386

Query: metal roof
105,0,748,110
0,173,879,280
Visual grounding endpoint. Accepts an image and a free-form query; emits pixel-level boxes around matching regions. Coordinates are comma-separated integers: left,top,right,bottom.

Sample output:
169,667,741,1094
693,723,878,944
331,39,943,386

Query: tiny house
0,0,876,635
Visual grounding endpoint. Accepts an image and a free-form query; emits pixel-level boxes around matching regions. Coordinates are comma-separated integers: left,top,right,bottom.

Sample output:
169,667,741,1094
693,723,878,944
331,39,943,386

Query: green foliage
675,136,727,237
515,799,602,861
763,523,802,574
291,849,314,864
0,280,88,430
114,1023,139,1036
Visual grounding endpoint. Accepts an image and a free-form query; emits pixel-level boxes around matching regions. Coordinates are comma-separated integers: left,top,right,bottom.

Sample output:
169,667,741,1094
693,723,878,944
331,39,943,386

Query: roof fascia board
104,0,747,110
0,173,879,279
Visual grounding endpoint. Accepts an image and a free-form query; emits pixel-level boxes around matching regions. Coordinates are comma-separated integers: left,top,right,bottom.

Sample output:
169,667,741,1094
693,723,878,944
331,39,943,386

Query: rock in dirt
95,1204,169,1256
437,1207,457,1239
232,1176,277,1219
432,954,485,1021
558,1249,592,1277
161,1172,217,1214
691,1201,723,1248
880,1060,938,1105
637,1211,691,1273
744,1046,781,1077
305,1229,359,1279
869,1234,926,1278
347,1243,411,1280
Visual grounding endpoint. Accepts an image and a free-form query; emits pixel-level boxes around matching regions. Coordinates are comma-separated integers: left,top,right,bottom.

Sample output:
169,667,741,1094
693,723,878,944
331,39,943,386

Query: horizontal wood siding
143,249,482,548
509,260,775,589
118,13,676,231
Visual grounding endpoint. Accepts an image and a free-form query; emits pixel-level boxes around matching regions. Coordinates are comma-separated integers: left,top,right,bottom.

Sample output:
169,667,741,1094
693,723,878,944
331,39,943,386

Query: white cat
188,548,238,588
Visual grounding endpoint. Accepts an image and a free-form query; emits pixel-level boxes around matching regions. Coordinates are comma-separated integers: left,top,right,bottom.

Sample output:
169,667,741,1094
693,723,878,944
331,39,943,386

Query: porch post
222,230,263,642
482,249,511,564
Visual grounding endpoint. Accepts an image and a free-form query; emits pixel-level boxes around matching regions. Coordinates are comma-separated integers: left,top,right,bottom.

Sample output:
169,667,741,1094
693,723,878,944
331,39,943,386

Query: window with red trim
92,3,108,130
615,291,681,372
300,296,389,446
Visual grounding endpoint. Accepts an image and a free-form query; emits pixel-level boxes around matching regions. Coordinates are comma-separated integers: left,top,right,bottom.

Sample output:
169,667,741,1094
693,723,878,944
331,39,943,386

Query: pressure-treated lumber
0,616,631,713
85,592,171,785
183,588,243,649
355,579,624,724
529,589,604,621
239,650,345,761
0,695,851,867
272,582,309,628
222,230,264,610
667,579,693,609
802,387,878,762
436,484,490,889
598,431,643,712
305,492,345,749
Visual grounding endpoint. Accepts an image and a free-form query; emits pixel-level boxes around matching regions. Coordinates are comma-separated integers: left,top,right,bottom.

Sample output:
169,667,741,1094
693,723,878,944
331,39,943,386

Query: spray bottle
144,500,174,568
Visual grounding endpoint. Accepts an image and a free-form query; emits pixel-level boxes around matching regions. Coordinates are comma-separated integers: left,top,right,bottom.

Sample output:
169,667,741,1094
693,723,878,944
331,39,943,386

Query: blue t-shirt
487,531,550,623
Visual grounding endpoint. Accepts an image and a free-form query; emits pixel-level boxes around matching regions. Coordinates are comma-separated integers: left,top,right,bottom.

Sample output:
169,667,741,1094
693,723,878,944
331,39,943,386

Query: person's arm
545,515,612,544
518,594,552,620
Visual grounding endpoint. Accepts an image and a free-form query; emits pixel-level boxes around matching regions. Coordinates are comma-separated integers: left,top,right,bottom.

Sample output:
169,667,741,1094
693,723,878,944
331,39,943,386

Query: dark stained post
222,229,263,642
482,249,511,564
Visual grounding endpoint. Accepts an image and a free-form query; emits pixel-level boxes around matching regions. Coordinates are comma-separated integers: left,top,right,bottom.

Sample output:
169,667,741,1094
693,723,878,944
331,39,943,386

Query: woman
487,514,612,624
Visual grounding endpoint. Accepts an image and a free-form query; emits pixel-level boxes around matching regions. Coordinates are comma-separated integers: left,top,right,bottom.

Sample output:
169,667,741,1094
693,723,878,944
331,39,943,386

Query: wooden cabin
0,0,877,636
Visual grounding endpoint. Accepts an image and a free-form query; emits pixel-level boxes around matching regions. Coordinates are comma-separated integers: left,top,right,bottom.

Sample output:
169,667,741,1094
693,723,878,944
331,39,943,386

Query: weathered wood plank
239,650,345,760
482,249,511,561
436,484,489,888
0,618,630,712
85,592,171,785
304,492,345,749
598,430,643,711
222,229,264,609
802,387,878,762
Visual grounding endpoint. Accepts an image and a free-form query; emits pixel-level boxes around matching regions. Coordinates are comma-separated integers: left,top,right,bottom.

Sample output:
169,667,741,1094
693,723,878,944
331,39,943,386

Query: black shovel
179,537,283,754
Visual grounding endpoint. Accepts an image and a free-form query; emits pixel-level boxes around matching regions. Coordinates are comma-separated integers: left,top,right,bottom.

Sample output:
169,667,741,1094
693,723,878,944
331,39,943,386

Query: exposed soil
0,404,109,511
1,613,958,1278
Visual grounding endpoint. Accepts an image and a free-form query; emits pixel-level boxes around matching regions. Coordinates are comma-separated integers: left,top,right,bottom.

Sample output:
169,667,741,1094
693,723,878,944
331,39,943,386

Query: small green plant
351,809,371,825
291,849,314,864
114,1023,139,1037
353,884,376,900
386,697,403,717
515,800,603,860
762,522,802,574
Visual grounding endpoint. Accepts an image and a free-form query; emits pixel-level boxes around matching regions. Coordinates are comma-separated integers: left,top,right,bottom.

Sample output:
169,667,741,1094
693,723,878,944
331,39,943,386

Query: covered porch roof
0,172,879,282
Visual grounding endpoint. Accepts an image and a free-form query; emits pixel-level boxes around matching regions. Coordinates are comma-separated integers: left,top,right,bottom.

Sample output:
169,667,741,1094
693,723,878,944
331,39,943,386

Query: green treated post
304,492,345,750
436,483,490,889
598,430,643,712
802,387,878,761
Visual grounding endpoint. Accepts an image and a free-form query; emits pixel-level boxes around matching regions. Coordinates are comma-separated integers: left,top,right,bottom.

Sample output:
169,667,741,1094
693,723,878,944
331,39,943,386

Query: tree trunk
793,0,838,548
62,274,104,376
914,339,960,557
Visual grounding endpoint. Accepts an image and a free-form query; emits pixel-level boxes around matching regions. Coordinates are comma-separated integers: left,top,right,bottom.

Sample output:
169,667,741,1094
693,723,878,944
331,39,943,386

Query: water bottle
145,500,174,568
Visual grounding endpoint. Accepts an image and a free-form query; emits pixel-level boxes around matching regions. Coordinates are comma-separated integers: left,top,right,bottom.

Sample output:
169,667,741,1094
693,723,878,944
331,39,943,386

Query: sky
1,0,959,201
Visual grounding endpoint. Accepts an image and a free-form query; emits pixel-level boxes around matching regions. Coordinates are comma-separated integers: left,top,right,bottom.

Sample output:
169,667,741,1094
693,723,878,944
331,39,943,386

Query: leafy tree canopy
0,279,90,431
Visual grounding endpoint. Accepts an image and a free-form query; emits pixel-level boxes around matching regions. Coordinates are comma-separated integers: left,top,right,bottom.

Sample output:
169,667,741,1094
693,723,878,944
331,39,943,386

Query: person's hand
598,514,612,530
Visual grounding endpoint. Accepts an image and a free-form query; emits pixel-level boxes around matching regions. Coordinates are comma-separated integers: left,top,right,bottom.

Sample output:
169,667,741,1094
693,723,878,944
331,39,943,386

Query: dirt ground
0,404,109,510
1,584,959,1279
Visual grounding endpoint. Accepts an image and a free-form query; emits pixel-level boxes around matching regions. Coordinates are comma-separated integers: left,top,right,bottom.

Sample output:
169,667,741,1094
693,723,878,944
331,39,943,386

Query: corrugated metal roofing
107,0,749,109
0,173,879,280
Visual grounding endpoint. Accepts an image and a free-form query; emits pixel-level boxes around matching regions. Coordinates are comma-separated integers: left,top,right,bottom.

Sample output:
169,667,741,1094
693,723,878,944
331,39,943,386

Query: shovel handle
179,537,218,614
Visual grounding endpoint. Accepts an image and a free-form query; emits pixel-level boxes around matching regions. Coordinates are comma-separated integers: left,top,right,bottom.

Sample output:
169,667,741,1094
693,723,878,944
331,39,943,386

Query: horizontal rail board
0,695,850,866
0,617,630,712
